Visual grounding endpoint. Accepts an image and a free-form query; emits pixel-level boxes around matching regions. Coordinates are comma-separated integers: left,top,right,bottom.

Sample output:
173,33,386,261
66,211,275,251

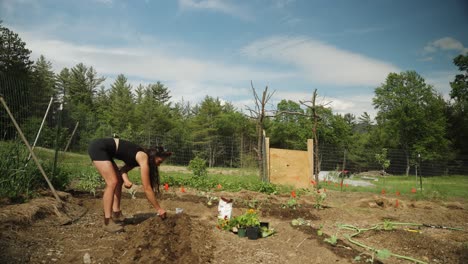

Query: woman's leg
111,161,124,213
93,160,120,219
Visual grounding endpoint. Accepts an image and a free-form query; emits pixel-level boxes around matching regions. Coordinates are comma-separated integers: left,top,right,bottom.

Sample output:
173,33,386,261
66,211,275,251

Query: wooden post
265,135,270,182
307,139,314,184
64,121,79,152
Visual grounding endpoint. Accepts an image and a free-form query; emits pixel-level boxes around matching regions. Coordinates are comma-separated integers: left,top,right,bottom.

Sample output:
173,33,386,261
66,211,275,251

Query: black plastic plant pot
246,226,260,240
260,222,269,229
238,228,247,238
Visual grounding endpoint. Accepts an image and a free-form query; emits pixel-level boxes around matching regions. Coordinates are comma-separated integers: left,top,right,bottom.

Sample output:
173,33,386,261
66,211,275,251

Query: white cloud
18,29,296,111
20,30,293,83
273,0,296,9
272,90,377,118
178,0,251,20
423,71,458,100
241,36,400,86
424,37,468,54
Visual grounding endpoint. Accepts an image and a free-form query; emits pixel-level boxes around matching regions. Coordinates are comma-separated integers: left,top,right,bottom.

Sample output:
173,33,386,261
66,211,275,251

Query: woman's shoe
112,211,125,223
103,218,124,233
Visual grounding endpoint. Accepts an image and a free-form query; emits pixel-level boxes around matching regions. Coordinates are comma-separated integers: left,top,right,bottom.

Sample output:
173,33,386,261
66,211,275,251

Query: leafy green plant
0,141,70,201
77,171,103,196
217,216,236,231
382,219,395,231
260,226,275,238
233,209,260,228
284,197,298,209
256,182,278,194
188,156,208,177
324,235,338,246
314,191,327,209
317,224,324,236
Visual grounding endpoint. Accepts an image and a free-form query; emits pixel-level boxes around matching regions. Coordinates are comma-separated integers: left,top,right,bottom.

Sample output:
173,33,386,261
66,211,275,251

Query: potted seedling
244,209,261,240
233,214,248,238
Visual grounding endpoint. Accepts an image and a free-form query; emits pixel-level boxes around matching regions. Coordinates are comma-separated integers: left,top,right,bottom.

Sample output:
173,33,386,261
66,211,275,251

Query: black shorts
88,138,117,161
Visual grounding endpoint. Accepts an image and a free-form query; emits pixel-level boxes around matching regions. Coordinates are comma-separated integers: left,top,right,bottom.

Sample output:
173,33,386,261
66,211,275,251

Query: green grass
321,175,468,200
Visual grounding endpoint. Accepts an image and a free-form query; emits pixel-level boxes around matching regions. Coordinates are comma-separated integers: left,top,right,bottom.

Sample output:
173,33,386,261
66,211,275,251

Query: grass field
322,175,468,200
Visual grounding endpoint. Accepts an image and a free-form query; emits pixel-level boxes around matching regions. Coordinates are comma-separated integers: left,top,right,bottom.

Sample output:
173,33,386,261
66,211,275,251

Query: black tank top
115,139,143,167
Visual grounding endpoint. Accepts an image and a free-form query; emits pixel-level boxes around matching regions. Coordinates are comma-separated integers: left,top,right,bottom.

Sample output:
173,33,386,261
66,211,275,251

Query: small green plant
77,171,103,196
314,191,327,209
206,195,218,206
188,156,208,177
256,182,278,194
260,226,275,238
217,216,236,231
286,197,298,209
317,224,324,236
382,219,395,231
324,235,338,246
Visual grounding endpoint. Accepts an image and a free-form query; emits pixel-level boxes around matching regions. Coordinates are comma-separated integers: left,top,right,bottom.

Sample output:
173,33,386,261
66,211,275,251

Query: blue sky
1,0,467,118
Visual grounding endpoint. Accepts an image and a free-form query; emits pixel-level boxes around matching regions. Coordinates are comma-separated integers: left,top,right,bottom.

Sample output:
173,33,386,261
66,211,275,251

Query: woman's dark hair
144,146,172,193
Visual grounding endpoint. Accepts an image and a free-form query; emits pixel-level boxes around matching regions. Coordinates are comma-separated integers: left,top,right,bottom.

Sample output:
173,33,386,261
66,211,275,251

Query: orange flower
248,209,255,214
291,190,297,198
164,183,169,191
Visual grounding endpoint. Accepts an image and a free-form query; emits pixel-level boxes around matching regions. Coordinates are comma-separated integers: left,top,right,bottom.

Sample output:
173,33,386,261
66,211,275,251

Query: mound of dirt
356,195,405,209
111,213,214,264
261,206,320,220
0,192,87,227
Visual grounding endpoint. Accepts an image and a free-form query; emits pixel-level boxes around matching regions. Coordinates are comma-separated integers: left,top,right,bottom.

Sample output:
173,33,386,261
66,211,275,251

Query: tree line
1,23,467,174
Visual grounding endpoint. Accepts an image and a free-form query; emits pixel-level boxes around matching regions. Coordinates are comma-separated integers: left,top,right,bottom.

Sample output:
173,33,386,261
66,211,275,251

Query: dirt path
0,188,467,263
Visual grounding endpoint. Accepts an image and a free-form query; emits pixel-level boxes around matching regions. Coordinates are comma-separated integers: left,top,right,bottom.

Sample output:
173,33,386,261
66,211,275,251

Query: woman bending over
88,137,172,232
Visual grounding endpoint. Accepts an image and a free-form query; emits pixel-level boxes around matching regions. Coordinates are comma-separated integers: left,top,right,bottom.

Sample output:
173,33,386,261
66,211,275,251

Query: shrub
77,170,104,196
188,156,208,177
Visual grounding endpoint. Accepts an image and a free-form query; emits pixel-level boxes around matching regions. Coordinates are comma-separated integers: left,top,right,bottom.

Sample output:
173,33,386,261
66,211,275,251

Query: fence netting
1,74,467,177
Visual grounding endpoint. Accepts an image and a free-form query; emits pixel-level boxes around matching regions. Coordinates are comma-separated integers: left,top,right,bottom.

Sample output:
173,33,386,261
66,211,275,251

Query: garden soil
0,187,467,264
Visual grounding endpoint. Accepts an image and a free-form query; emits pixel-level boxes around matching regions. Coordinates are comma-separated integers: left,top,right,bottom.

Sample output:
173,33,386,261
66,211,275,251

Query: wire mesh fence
1,73,467,178
318,144,468,176
0,74,260,174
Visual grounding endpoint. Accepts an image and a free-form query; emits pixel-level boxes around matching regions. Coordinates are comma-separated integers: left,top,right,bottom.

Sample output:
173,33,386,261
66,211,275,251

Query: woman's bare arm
136,152,166,218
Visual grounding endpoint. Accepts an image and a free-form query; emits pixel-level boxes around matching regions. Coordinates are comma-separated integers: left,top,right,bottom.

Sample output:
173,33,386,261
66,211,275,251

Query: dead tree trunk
246,81,275,180
310,90,320,184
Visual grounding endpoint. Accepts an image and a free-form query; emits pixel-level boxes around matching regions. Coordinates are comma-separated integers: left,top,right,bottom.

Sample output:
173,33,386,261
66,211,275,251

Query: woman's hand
157,208,166,219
